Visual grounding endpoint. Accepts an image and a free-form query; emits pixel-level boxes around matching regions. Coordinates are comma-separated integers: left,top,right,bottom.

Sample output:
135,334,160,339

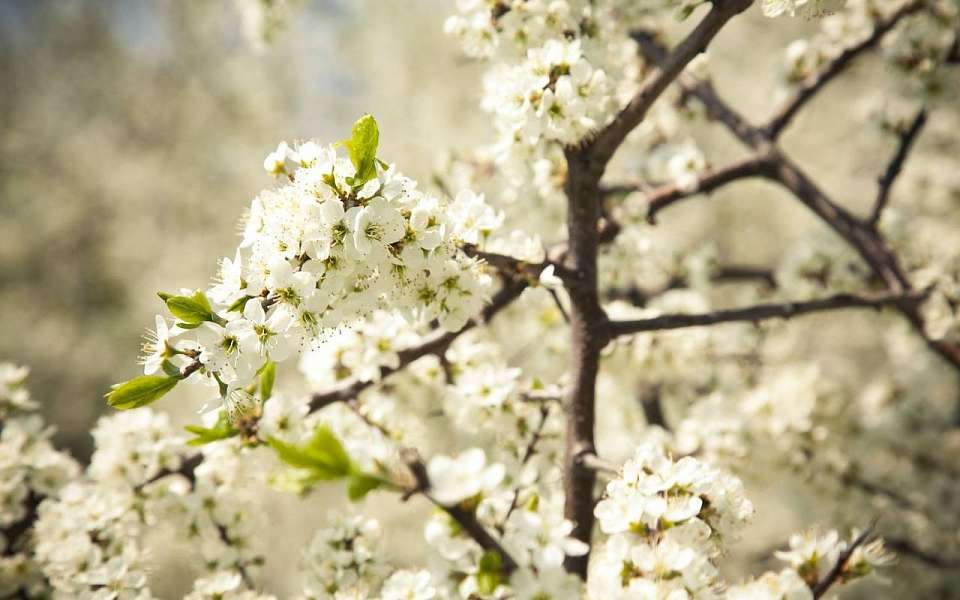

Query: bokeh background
2,1,958,597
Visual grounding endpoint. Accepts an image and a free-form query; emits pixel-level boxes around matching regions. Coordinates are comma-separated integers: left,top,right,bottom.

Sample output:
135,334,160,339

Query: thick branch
608,291,923,339
588,0,752,170
868,108,928,227
560,147,608,578
765,0,925,139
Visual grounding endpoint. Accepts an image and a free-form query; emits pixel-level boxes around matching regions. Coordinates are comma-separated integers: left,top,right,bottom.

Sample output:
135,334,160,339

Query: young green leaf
346,473,382,502
476,551,503,595
185,411,237,446
226,295,252,313
258,361,276,401
105,375,178,410
345,114,379,186
165,290,215,324
303,425,352,470
268,425,352,480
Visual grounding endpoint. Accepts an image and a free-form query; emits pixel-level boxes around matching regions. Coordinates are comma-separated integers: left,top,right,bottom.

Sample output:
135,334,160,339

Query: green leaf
161,360,182,378
106,375,178,410
268,425,352,480
303,426,352,473
258,361,276,401
166,290,215,325
227,295,251,313
269,437,328,471
344,114,379,186
477,550,503,595
346,473,382,502
185,411,237,446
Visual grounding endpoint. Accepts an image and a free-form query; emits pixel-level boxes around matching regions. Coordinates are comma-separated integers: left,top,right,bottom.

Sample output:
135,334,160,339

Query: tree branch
604,263,776,307
868,108,928,228
309,277,528,412
463,245,579,282
644,153,775,223
608,291,924,339
588,0,752,170
885,537,960,569
810,525,876,599
559,146,608,578
638,42,960,372
765,0,925,139
499,403,552,532
398,448,520,574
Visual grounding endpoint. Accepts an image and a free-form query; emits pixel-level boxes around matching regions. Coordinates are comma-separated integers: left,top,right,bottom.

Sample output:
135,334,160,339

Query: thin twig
765,0,925,139
548,288,572,323
604,263,777,307
868,108,928,227
642,153,774,223
607,291,924,339
500,403,553,531
810,525,877,598
397,448,520,574
637,35,960,373
885,537,960,569
309,277,528,412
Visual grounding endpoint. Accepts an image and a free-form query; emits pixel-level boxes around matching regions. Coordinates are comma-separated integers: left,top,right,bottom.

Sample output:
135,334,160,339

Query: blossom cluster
590,441,754,598
0,364,80,598
446,1,640,153
112,115,495,422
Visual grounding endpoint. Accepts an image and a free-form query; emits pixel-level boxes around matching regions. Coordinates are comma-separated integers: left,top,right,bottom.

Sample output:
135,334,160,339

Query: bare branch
644,153,774,223
765,0,925,139
632,32,770,150
588,0,752,170
868,108,928,227
607,291,924,339
639,44,960,373
604,263,776,307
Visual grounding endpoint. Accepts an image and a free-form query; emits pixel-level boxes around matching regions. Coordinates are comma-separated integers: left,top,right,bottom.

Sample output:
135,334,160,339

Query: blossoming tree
3,0,960,598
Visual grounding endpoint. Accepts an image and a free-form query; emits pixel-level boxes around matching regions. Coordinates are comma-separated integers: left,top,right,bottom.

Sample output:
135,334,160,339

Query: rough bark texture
560,147,607,578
